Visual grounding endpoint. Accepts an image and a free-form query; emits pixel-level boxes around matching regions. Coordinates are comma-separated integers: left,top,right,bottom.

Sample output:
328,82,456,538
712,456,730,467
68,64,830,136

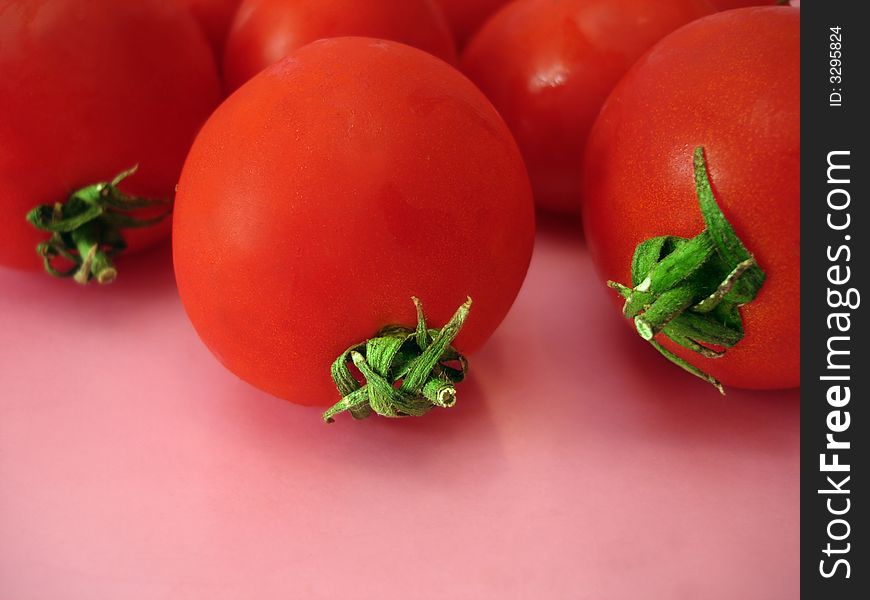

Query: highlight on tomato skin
0,0,222,282
460,0,715,216
222,0,457,93
173,37,535,412
581,6,800,391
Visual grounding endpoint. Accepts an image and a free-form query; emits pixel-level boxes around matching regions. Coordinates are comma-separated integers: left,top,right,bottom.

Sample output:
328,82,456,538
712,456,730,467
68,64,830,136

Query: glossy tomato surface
174,38,535,406
222,0,456,92
462,0,714,214
177,0,242,59
434,0,510,48
0,0,221,272
582,7,800,389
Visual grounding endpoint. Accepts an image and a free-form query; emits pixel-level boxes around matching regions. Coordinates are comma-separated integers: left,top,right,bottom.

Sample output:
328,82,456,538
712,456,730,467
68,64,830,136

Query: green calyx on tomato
607,147,766,393
323,297,472,423
26,167,170,285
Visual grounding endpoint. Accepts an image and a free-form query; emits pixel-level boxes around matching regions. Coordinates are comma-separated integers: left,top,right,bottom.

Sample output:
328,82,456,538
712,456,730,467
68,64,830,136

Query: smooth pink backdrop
0,220,799,599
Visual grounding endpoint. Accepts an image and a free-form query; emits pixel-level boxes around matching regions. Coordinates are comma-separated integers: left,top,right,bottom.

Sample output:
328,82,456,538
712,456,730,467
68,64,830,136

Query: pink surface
0,220,799,600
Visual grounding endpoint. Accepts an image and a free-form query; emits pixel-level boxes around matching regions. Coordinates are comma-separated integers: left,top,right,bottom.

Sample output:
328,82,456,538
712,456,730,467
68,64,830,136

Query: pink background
0,220,799,599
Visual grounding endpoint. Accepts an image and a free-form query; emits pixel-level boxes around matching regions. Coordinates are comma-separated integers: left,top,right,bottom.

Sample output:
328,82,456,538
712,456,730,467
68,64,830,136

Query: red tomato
0,0,220,278
174,38,534,410
710,0,777,9
177,0,242,59
582,7,800,390
461,0,714,215
434,0,510,48
222,0,456,92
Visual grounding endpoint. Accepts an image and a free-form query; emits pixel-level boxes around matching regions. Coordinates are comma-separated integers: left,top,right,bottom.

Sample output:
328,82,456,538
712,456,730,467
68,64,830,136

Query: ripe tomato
0,0,221,280
461,0,714,215
222,0,456,92
582,7,800,390
177,0,242,59
174,38,534,414
433,0,510,48
710,0,777,9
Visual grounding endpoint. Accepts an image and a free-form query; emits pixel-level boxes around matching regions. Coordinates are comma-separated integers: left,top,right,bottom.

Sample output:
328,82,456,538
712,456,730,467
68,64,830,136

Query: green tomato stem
607,146,767,393
323,297,472,423
26,166,170,285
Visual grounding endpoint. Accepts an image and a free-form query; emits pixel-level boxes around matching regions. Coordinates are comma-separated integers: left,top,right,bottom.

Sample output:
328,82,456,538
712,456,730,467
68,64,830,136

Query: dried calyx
608,146,766,393
323,297,472,423
26,166,170,284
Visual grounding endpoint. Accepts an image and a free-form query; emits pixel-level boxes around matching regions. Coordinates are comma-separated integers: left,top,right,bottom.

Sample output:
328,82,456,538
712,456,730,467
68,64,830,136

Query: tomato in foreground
582,7,800,390
222,0,456,92
0,0,221,282
433,0,510,48
174,38,534,418
177,0,242,59
461,0,714,214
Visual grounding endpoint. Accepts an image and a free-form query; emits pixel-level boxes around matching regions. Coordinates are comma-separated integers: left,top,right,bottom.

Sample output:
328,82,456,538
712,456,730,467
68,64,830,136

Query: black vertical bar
802,1,867,597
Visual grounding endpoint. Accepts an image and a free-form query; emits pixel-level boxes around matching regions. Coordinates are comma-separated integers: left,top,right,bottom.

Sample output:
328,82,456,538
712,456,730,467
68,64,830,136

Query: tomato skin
582,7,800,390
222,0,456,92
433,0,510,48
0,0,221,272
710,0,777,9
177,0,242,59
461,0,714,215
174,38,534,407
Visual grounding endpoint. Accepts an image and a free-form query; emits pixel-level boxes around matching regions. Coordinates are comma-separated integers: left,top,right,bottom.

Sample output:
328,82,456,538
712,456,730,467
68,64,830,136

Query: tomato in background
709,0,777,9
434,0,510,48
0,0,221,278
174,38,534,409
582,7,800,390
177,0,242,59
461,0,714,215
223,0,456,92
